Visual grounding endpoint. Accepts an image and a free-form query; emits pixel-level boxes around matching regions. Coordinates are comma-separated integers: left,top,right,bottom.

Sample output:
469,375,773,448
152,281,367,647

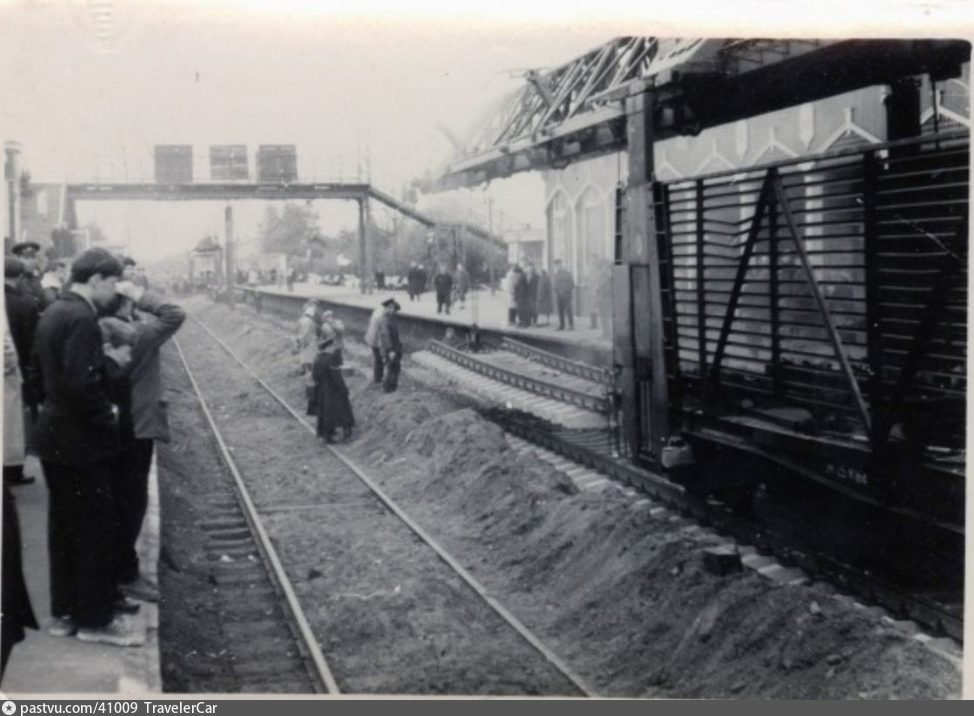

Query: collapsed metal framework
436,39,968,190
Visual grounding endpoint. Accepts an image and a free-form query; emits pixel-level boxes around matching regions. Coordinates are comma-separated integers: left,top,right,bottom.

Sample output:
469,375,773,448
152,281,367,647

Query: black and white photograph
0,0,969,700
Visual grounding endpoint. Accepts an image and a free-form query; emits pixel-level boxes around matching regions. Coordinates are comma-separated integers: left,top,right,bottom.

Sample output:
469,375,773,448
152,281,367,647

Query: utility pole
225,204,235,309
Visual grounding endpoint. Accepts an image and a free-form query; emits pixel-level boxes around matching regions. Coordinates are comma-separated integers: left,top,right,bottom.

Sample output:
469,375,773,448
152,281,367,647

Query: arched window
546,190,571,269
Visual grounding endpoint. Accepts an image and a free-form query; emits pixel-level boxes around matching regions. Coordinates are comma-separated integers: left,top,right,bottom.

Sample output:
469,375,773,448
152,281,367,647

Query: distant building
190,235,223,287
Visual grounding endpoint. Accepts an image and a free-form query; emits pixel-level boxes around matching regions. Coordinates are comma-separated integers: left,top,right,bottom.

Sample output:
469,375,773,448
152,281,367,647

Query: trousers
113,438,154,584
371,347,384,383
43,460,117,628
556,296,574,329
383,358,401,393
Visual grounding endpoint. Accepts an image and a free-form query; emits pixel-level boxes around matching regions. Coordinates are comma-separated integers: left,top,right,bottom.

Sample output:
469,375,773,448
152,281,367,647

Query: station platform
249,282,613,359
2,456,162,695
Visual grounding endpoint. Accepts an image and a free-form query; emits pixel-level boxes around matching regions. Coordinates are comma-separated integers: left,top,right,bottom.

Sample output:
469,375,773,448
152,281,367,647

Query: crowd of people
2,242,186,672
504,259,576,330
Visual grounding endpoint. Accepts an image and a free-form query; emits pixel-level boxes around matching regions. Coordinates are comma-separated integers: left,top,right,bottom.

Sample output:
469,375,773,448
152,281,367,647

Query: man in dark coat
4,258,39,485
513,265,530,327
308,337,355,443
433,264,453,315
27,248,142,646
378,299,403,392
524,261,539,326
537,268,553,326
406,263,420,301
552,259,575,330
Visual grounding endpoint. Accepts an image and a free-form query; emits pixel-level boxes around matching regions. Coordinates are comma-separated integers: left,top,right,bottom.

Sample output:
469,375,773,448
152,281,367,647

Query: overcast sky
1,0,968,265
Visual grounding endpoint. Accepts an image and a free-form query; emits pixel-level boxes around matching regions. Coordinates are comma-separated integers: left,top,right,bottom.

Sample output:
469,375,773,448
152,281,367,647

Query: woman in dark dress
307,337,355,444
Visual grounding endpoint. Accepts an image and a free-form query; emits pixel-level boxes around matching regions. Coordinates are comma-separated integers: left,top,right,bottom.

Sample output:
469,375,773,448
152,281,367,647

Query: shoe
48,615,77,638
121,575,160,603
76,615,145,647
114,596,142,615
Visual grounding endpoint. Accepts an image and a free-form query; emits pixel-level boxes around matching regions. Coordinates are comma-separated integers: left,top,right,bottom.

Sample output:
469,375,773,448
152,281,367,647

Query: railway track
172,338,338,693
428,339,610,414
173,316,597,696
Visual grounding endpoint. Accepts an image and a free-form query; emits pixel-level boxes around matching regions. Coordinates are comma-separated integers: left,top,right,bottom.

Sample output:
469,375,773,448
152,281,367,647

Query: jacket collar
63,289,98,315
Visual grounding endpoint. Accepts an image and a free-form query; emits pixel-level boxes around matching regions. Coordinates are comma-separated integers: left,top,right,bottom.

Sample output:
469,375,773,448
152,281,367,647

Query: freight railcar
636,130,967,582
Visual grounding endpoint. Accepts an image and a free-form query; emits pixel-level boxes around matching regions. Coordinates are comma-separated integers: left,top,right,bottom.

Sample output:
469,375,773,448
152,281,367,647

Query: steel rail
500,337,613,387
430,340,609,414
172,338,341,695
187,315,598,698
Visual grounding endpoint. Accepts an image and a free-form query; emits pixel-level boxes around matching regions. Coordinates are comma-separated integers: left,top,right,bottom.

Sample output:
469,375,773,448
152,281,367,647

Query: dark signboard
257,145,298,183
154,145,193,183
210,145,249,180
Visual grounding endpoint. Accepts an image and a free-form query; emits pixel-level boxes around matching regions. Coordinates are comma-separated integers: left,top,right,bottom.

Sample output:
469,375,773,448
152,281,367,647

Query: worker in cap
377,297,403,392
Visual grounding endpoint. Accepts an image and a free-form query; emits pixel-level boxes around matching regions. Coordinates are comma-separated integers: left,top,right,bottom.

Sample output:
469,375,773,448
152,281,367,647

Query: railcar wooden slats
656,131,967,450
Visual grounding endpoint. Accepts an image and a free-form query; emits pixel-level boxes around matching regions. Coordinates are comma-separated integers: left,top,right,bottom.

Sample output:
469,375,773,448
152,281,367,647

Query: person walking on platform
505,265,519,326
4,258,39,486
454,263,470,310
513,265,530,327
525,261,539,326
406,262,421,301
434,265,453,315
537,267,553,327
102,280,186,603
27,248,143,647
308,336,355,443
378,299,403,393
553,259,575,331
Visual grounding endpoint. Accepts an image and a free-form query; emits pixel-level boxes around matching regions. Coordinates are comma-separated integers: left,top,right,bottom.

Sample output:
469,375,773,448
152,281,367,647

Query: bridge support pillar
358,196,374,295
